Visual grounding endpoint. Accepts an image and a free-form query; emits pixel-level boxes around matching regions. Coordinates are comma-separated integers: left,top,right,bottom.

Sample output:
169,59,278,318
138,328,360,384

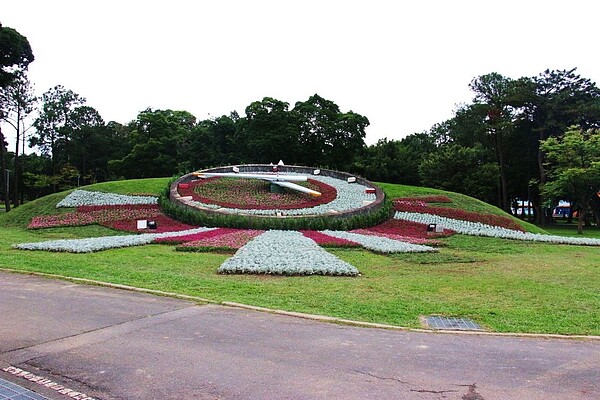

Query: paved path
1,271,598,400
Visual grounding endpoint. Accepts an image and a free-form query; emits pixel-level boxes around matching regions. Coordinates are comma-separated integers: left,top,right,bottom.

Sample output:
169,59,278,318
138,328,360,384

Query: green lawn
1,179,598,336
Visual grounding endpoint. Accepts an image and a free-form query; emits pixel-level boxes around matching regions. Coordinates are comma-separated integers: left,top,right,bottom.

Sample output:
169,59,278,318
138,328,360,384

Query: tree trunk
12,108,20,207
536,129,547,226
577,208,584,234
590,194,600,227
577,196,591,234
0,126,10,212
494,130,509,212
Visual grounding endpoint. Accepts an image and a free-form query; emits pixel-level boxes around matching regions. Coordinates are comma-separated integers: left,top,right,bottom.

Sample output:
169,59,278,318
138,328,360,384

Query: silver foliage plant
13,228,216,253
394,211,600,246
57,189,158,208
218,230,360,276
321,230,437,253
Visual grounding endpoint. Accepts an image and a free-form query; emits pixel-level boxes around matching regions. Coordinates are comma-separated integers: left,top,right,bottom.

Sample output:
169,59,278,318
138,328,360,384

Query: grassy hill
1,178,542,232
0,178,170,228
1,178,598,336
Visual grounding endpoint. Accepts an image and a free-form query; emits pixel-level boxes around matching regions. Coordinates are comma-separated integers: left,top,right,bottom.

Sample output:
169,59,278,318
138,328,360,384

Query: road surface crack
351,369,409,384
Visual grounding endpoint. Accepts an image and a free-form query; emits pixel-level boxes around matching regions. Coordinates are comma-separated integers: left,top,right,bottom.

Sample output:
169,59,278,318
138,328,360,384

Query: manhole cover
425,316,482,331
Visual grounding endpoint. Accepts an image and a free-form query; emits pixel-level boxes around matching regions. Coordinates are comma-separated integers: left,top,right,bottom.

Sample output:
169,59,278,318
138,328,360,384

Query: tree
469,73,518,211
0,23,34,87
513,69,600,224
292,94,368,170
68,106,106,184
358,133,435,184
1,23,34,211
186,113,239,169
110,109,196,178
541,127,600,234
31,85,86,177
419,144,499,204
0,70,37,206
238,97,298,164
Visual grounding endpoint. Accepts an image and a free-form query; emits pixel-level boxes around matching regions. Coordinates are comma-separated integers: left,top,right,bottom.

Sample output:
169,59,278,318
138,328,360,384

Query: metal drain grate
425,316,482,331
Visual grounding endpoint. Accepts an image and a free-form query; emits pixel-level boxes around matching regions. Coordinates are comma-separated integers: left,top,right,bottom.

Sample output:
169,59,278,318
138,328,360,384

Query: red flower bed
29,212,97,229
154,228,239,244
29,205,164,229
355,218,454,243
29,203,196,233
175,229,264,251
76,204,160,212
101,214,195,233
394,201,524,232
300,230,361,247
178,177,337,210
418,195,453,203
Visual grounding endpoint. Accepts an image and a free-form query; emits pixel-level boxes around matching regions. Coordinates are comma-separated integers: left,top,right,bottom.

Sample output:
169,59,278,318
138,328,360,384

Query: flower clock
14,165,600,276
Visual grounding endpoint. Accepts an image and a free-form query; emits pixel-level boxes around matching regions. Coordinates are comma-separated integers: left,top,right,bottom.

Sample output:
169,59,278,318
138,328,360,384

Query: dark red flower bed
154,227,240,244
178,177,337,210
29,205,164,229
76,204,160,212
357,218,454,243
101,214,196,233
395,195,453,203
394,200,524,232
300,230,361,247
173,229,264,251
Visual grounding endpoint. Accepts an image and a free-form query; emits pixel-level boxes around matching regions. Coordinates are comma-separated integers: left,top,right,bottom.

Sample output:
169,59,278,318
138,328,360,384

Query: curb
3,268,600,342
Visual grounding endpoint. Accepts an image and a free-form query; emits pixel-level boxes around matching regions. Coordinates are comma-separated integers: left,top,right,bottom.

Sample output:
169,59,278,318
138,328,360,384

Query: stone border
169,164,385,220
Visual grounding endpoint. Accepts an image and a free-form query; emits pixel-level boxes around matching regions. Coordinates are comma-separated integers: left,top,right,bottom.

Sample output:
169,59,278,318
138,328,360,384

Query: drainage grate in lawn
425,316,483,331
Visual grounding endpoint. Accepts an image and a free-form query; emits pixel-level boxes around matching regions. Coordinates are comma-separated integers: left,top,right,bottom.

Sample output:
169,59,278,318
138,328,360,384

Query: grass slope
1,179,598,335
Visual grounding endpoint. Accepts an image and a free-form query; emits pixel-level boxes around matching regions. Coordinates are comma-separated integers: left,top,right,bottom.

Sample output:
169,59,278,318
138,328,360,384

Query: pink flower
175,229,265,250
300,230,361,247
393,199,524,232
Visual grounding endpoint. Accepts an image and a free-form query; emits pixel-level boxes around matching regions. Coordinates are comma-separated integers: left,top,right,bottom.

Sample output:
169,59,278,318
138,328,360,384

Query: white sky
3,0,600,147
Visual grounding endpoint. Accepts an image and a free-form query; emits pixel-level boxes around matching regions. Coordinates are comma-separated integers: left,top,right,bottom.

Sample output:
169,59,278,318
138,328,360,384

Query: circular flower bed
178,177,337,210
169,165,386,226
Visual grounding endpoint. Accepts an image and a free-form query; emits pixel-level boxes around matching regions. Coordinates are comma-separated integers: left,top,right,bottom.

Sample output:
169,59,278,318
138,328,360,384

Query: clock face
178,177,337,210
176,172,377,217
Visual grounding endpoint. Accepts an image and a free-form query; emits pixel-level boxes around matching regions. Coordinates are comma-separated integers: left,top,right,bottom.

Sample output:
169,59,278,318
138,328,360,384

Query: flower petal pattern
218,230,360,276
320,230,438,253
13,227,216,253
57,189,158,208
394,211,600,246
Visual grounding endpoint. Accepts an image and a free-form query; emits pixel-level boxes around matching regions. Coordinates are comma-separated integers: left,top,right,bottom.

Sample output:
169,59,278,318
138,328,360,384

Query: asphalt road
1,271,598,400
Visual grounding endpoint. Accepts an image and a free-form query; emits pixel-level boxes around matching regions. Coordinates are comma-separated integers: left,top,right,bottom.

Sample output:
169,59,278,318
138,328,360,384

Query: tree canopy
0,23,34,88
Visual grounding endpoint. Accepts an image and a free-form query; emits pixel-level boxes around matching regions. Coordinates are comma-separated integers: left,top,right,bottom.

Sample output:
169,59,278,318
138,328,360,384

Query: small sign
435,224,444,233
137,220,148,230
426,223,436,232
347,177,356,183
365,188,376,194
313,169,321,175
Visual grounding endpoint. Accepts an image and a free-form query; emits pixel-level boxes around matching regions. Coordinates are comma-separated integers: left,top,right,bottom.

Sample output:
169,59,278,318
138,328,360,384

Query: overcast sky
3,0,600,147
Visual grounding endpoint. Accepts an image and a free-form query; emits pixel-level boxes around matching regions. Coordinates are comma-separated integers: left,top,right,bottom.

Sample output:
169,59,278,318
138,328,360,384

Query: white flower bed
190,174,376,216
321,230,437,253
57,189,158,208
13,228,215,253
218,230,360,276
394,211,600,246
